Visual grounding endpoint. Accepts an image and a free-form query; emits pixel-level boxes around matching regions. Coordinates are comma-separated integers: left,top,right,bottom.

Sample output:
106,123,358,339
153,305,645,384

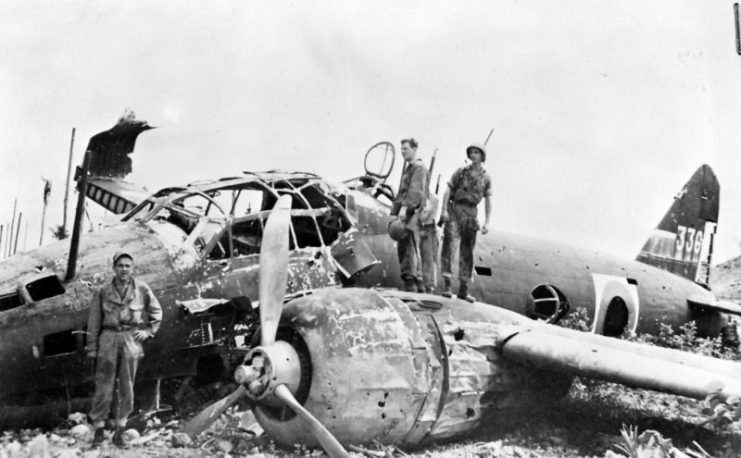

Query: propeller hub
240,341,302,402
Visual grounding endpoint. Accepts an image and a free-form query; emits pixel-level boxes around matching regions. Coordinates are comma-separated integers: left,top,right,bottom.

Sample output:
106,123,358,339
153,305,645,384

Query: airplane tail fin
636,164,719,285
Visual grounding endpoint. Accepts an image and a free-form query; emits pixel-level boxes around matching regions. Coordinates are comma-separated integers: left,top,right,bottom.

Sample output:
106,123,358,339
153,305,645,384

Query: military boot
441,277,453,298
457,283,476,303
91,428,105,447
112,427,126,447
415,277,425,293
402,276,416,292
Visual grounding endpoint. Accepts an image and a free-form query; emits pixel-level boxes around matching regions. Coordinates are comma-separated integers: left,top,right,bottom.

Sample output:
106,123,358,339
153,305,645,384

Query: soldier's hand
133,330,152,342
86,350,97,360
481,224,489,235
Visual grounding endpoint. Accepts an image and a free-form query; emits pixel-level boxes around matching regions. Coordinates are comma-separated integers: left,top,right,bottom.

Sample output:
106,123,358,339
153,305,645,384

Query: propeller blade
274,384,349,458
182,385,245,439
259,194,293,346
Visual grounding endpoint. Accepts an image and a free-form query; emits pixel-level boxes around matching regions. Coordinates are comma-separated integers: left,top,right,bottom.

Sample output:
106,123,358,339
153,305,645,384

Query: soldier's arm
441,169,461,215
483,175,493,228
484,196,492,226
85,289,102,353
440,187,452,215
144,285,163,336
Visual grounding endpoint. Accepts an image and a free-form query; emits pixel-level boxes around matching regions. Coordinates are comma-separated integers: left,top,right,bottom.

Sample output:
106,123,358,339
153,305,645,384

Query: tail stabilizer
636,164,719,284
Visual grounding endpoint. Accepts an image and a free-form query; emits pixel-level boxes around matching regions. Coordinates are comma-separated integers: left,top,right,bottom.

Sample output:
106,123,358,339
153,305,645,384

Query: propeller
183,194,349,458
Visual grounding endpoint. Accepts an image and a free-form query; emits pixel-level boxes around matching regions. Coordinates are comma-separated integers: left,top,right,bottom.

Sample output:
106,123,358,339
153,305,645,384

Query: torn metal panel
330,229,379,278
86,111,153,179
178,297,230,314
86,179,150,214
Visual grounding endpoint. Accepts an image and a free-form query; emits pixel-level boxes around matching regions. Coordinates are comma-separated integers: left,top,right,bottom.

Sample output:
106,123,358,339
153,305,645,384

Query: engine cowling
249,288,573,447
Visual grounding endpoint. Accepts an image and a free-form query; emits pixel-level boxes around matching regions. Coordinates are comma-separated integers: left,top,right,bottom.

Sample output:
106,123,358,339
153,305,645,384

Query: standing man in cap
439,143,492,302
86,251,162,446
390,138,429,292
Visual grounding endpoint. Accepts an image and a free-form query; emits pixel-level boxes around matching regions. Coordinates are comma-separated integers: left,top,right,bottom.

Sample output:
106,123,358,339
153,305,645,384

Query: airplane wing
497,322,741,400
687,295,741,317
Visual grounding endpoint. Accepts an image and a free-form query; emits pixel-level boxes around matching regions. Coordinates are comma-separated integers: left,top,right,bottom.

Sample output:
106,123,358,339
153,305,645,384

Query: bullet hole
466,408,475,418
448,349,453,356
381,413,386,419
378,401,385,407
384,392,389,398
453,328,465,341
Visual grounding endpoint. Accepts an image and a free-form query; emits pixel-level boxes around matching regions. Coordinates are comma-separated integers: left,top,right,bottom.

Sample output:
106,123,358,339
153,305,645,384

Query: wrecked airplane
180,193,741,458
0,112,739,444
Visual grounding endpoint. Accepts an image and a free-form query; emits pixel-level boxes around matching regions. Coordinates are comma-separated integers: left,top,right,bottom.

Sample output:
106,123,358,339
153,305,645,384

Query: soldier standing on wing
390,138,430,292
439,143,492,302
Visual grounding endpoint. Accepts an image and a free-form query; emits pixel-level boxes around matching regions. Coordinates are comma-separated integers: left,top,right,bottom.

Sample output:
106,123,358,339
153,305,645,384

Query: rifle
484,128,494,146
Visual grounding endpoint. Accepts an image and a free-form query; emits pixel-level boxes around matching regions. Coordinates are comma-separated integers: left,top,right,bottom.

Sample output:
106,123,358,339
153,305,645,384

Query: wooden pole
66,150,90,281
7,198,17,258
61,128,76,238
0,225,4,259
39,179,50,246
23,221,28,250
39,202,47,246
5,197,18,258
13,212,22,255
2,223,7,259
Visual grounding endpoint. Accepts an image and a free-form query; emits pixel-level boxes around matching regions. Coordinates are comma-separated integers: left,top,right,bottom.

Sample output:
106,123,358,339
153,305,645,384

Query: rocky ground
2,376,740,457
3,258,741,458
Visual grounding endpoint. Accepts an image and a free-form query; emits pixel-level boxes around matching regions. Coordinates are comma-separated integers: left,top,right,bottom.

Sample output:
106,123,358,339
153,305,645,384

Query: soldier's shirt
448,164,492,216
391,158,429,217
86,278,163,353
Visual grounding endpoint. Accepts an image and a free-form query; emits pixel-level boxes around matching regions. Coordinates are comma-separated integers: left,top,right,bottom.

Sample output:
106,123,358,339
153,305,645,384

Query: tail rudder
636,164,719,284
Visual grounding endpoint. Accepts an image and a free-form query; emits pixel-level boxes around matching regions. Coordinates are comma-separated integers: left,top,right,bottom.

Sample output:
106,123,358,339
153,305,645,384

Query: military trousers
89,329,143,428
397,228,421,283
419,225,438,292
441,205,479,285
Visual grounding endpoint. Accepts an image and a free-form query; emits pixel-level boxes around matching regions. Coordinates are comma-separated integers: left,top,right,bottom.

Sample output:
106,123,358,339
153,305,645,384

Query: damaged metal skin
254,289,568,447
0,170,378,426
250,288,741,449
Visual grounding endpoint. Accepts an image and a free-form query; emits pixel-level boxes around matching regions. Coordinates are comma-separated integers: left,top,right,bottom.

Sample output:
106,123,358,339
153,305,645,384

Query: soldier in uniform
87,252,163,446
390,138,429,291
439,143,492,301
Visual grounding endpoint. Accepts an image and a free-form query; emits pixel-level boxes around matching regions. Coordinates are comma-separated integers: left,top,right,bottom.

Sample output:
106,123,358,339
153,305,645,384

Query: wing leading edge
498,324,741,400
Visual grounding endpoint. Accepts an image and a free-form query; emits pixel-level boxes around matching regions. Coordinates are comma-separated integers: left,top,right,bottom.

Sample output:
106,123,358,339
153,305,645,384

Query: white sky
1,0,741,263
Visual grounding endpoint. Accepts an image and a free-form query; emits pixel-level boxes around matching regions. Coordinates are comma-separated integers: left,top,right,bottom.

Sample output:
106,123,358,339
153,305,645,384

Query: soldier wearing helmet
389,138,429,291
439,143,492,302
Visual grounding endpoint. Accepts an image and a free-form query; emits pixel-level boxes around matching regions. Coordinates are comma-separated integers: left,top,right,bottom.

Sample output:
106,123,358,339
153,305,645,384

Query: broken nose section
237,341,302,405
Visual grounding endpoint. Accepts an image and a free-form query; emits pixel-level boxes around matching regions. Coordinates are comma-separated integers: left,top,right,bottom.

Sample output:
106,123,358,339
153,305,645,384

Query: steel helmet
466,143,487,162
388,219,408,242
